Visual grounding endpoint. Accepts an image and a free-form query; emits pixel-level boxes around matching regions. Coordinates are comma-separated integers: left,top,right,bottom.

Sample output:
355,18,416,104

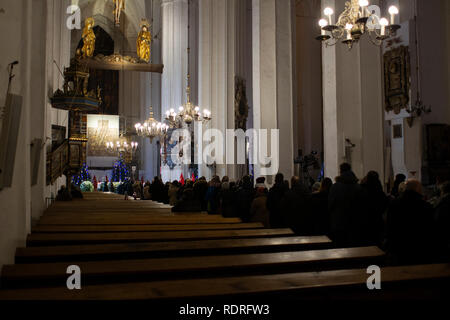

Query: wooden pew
36,216,243,225
1,263,447,300
26,229,295,246
15,236,332,263
31,222,265,233
1,246,384,289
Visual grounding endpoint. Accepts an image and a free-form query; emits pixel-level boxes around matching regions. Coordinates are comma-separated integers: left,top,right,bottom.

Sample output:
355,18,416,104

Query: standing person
433,181,450,260
255,177,267,191
310,177,333,235
236,175,254,222
267,173,288,228
386,179,435,264
168,181,180,206
250,187,270,228
149,176,165,202
205,176,221,214
220,181,237,217
193,177,208,211
328,163,366,247
281,176,311,235
391,174,406,198
360,171,388,245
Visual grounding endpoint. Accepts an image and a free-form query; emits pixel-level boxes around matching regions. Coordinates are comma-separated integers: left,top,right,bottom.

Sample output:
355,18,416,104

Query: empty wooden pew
1,263,447,300
31,222,265,233
25,229,295,246
15,236,332,263
36,216,243,225
1,246,385,289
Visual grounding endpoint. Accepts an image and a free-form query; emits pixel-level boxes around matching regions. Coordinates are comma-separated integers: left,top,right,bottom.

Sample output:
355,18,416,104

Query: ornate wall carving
383,45,411,114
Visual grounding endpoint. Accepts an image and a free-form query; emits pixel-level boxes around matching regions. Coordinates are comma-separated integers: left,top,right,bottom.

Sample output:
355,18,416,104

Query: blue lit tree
72,163,91,185
111,157,129,182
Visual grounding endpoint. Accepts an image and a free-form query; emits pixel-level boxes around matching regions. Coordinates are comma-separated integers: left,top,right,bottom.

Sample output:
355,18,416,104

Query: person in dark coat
193,177,208,211
310,177,333,235
149,176,165,202
236,175,254,222
267,173,288,228
205,176,221,214
171,180,201,212
250,187,270,227
360,171,388,246
391,173,406,198
434,181,450,260
386,179,435,264
281,176,312,235
56,185,72,201
328,163,366,247
220,182,237,217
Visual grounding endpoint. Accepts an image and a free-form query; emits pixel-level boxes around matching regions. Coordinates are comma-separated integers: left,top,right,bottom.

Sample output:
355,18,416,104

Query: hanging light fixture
106,140,139,153
165,75,211,128
165,0,211,128
406,0,431,125
316,0,401,49
135,106,168,142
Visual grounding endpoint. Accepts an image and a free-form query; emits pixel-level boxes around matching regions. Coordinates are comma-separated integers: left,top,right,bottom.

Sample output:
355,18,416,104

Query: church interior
0,0,449,309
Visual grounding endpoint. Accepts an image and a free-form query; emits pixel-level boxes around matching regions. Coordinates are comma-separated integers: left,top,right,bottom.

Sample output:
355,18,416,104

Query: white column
197,0,236,180
252,0,295,183
161,0,188,182
321,0,384,181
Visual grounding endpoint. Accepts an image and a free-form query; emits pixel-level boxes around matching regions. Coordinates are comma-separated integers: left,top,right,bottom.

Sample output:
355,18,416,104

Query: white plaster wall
252,0,295,183
321,0,384,181
0,0,32,268
296,0,323,163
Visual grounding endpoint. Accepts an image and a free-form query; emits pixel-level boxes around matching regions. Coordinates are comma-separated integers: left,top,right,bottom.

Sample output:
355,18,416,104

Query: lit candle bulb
324,7,334,25
345,24,353,40
319,19,328,35
379,18,389,36
389,6,398,25
359,0,369,17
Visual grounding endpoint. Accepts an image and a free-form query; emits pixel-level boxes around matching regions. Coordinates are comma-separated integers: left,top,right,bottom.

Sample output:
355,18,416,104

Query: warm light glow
319,19,328,27
379,18,389,26
324,7,334,16
388,6,399,15
359,0,369,7
345,23,353,30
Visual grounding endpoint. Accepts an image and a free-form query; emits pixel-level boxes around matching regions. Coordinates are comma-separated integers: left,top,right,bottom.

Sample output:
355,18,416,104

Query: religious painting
51,125,66,150
383,45,411,114
87,115,120,157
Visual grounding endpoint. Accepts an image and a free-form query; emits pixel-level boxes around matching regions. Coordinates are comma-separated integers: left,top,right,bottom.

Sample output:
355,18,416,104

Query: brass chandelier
135,107,169,142
316,0,400,49
106,140,139,154
165,76,211,128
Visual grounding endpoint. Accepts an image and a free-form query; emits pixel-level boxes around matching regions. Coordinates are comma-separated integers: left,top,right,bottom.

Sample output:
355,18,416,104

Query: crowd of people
133,163,449,265
54,163,449,265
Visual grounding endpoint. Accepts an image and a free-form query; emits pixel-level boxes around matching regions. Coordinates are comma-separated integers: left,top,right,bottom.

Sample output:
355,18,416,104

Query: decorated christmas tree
111,157,129,182
72,163,90,185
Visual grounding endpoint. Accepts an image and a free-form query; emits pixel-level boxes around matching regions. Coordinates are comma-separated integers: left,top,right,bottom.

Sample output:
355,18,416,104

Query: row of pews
0,192,449,301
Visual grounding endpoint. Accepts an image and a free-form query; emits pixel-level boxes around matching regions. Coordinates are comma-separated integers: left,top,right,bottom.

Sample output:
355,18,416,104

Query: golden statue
137,19,151,63
113,0,125,27
81,18,95,58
